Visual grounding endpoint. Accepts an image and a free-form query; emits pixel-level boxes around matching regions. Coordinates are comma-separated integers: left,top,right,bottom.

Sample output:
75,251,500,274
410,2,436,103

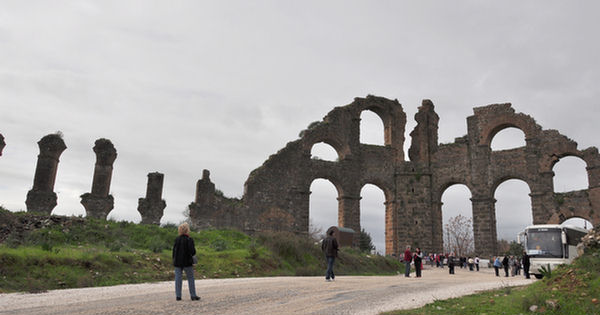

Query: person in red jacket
403,245,412,277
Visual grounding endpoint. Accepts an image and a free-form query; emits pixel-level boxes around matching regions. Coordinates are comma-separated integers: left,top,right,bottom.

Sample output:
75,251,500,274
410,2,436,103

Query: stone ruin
3,95,599,257
0,133,5,157
80,138,117,219
138,172,167,225
187,95,600,258
25,134,67,214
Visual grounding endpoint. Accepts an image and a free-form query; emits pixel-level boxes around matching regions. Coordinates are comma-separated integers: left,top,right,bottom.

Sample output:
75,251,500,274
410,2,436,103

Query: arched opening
494,179,533,246
561,217,593,230
309,179,339,239
310,142,339,162
441,184,473,256
360,184,386,254
490,127,526,151
360,109,385,145
553,156,589,192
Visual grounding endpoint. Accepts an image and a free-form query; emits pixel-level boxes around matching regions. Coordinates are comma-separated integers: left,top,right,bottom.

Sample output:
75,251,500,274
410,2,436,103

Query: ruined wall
189,95,600,258
0,133,5,157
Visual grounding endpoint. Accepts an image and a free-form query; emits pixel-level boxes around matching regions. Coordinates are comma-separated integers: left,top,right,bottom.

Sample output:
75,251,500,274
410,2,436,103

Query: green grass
0,209,402,293
382,247,600,315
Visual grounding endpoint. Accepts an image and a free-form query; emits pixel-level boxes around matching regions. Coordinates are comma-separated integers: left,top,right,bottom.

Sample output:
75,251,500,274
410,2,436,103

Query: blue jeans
175,266,197,298
405,262,411,277
326,256,335,280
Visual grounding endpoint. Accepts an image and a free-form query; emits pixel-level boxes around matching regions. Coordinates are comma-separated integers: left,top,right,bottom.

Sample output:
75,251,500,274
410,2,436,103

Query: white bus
518,224,589,279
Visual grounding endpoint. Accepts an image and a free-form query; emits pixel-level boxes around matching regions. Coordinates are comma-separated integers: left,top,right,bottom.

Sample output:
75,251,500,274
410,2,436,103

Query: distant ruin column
138,172,166,225
80,139,117,219
471,196,497,257
25,134,67,214
0,133,5,157
384,200,398,256
337,194,361,247
188,170,216,229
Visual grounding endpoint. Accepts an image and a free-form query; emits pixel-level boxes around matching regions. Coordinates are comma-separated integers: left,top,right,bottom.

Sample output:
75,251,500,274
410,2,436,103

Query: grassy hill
0,207,401,293
382,230,600,315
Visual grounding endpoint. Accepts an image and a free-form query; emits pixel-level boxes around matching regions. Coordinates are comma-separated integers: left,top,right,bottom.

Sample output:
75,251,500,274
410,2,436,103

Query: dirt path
0,267,534,315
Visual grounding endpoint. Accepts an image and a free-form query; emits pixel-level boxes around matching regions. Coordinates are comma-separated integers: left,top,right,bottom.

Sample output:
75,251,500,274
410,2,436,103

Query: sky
1,1,598,254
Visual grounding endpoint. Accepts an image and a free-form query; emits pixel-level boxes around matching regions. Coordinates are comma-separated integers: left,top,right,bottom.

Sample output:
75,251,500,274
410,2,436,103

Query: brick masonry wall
189,95,600,258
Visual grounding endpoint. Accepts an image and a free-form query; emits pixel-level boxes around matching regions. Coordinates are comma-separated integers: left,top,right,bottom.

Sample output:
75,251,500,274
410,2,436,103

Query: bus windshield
526,229,563,258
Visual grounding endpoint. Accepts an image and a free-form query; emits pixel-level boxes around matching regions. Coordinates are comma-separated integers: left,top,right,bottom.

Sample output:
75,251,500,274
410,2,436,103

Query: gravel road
0,267,534,315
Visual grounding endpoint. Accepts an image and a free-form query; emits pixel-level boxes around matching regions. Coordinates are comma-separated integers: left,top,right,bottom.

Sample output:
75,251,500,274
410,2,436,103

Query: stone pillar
25,134,67,214
384,200,398,256
138,172,166,225
337,194,361,247
195,170,216,205
0,133,5,157
188,170,216,229
81,139,117,219
471,196,497,257
430,200,443,254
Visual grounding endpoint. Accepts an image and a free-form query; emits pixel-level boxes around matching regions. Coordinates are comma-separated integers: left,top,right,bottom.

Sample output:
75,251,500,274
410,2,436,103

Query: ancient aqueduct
3,96,599,257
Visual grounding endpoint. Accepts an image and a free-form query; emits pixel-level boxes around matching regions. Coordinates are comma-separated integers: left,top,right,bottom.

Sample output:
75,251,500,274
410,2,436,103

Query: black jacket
172,234,196,267
321,236,339,257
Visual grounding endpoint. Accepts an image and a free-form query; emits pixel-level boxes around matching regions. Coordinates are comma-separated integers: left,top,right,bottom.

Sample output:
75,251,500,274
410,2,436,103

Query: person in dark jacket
502,255,509,277
522,252,531,279
172,223,200,301
321,229,339,281
413,247,423,278
448,252,455,275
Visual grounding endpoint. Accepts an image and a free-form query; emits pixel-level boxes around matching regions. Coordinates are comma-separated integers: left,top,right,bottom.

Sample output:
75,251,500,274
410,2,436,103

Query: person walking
413,247,423,278
510,256,517,276
502,255,509,277
523,252,531,279
403,245,412,277
321,229,339,282
468,257,474,271
172,223,200,301
493,256,502,276
474,256,480,271
448,252,455,275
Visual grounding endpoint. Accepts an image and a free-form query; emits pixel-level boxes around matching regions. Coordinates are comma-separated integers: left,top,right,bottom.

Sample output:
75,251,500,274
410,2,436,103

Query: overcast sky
1,1,598,254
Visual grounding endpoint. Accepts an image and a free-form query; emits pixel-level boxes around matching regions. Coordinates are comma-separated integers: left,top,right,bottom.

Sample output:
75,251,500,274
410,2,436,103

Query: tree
359,228,375,253
308,219,324,241
443,214,474,256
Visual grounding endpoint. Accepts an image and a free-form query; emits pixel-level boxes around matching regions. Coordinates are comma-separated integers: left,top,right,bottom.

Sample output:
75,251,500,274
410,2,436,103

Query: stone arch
561,216,594,229
359,109,385,145
359,183,388,254
471,103,542,146
351,96,406,151
308,177,344,234
552,155,589,192
302,135,349,161
490,127,526,151
438,183,474,254
548,212,596,228
493,178,534,241
310,142,340,162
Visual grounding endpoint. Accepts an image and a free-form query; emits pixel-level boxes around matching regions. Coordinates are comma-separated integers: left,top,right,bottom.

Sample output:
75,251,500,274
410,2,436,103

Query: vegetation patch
382,246,600,315
0,208,402,293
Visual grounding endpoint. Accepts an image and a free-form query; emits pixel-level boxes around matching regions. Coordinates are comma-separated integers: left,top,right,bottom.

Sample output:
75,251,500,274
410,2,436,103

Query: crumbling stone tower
188,170,240,230
138,172,166,225
189,96,600,258
25,134,67,214
81,138,117,219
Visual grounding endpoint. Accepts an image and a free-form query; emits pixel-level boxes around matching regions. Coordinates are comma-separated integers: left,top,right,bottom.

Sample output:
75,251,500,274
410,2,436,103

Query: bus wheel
534,274,543,279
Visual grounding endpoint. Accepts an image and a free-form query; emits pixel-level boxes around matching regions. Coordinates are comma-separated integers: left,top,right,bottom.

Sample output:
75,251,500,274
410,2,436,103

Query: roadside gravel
0,267,534,315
